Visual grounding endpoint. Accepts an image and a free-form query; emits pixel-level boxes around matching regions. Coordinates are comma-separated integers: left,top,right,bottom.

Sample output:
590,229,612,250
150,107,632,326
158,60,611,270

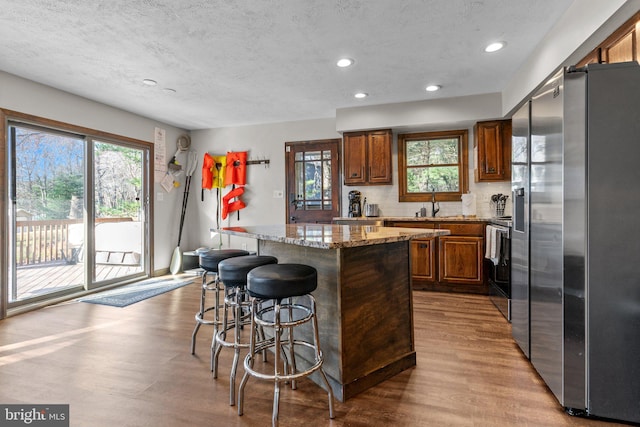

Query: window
398,129,469,202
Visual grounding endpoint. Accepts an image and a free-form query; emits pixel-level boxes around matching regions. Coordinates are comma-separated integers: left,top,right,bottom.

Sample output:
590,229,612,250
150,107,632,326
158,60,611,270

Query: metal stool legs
238,295,335,426
212,285,251,405
190,271,222,371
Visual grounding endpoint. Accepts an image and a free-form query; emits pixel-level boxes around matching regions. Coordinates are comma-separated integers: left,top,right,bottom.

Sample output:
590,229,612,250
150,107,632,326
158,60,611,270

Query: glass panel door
9,124,86,303
92,140,145,284
285,139,340,224
7,123,150,308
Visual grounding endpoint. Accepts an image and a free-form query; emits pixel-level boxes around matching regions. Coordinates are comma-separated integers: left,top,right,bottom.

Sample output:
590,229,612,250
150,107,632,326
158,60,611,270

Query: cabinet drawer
437,222,484,236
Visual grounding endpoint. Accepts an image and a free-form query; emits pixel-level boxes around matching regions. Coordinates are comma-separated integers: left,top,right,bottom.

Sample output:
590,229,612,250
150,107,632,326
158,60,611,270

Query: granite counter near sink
333,216,495,223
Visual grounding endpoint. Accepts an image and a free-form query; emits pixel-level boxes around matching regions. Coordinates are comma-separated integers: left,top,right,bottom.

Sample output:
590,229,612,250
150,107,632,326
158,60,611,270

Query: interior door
285,139,340,224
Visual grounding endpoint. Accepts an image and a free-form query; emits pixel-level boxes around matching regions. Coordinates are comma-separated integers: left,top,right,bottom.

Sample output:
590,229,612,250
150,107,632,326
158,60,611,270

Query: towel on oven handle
485,225,502,265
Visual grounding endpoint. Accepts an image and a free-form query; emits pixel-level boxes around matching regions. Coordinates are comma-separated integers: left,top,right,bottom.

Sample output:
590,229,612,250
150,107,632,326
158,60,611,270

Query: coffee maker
348,190,362,217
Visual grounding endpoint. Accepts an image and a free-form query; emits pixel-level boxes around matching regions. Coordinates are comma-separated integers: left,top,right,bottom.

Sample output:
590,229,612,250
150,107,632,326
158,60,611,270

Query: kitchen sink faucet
431,189,440,217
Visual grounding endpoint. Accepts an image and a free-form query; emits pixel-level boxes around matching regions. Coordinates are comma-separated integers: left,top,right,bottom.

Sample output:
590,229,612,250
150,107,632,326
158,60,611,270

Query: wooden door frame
284,138,341,224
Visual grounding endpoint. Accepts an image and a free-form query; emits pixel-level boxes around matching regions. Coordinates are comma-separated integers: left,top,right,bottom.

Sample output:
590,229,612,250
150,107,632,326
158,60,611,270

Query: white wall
502,0,640,116
188,119,341,252
349,128,511,221
188,116,511,255
0,71,187,273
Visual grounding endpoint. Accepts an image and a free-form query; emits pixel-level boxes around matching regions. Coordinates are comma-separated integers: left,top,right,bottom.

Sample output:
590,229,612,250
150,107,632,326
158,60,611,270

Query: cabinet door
438,236,483,285
344,132,367,185
475,120,511,182
367,130,392,184
411,238,435,282
603,27,636,63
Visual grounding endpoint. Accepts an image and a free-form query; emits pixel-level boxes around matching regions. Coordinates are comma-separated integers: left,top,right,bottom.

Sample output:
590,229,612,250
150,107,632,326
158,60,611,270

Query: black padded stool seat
199,249,249,271
247,263,317,299
218,255,278,287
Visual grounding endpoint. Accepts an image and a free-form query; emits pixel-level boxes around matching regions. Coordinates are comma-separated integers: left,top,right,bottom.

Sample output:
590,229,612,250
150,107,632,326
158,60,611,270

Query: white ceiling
1,0,574,130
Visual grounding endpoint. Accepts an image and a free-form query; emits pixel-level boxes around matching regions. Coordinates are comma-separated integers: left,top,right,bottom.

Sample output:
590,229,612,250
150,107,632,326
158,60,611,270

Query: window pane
304,160,322,200
322,159,331,199
407,138,458,166
295,161,304,199
322,150,331,160
398,129,468,202
406,166,460,192
304,151,321,161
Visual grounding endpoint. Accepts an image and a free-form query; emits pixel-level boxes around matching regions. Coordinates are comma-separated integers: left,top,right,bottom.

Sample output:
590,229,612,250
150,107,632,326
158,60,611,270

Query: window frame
397,129,469,202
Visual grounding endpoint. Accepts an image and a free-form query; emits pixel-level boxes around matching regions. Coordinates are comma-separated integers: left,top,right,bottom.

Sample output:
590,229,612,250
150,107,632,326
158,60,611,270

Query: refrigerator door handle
513,188,525,233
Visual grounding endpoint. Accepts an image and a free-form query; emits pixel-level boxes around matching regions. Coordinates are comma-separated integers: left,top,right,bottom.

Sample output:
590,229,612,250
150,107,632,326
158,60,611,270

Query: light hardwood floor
0,280,627,426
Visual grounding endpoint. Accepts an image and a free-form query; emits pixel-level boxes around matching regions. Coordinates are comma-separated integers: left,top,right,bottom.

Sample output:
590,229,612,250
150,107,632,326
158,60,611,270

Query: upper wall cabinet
343,129,392,185
474,120,511,182
577,12,640,66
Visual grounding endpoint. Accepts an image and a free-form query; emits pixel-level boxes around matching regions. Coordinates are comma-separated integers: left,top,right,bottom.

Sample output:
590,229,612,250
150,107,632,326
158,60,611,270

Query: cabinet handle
418,243,429,249
489,167,496,172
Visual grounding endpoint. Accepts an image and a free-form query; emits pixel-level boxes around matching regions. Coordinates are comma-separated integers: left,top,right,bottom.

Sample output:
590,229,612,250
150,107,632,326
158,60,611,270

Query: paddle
170,151,198,274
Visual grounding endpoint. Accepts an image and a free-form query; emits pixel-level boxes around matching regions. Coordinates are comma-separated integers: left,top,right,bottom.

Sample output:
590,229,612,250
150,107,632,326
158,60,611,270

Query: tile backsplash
343,181,512,219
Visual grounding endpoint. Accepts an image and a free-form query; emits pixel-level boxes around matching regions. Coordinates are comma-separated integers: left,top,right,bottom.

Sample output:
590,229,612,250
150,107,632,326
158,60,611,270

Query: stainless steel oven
486,219,511,321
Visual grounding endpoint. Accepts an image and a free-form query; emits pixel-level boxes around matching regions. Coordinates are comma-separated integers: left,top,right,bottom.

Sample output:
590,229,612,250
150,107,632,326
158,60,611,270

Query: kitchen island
216,223,449,401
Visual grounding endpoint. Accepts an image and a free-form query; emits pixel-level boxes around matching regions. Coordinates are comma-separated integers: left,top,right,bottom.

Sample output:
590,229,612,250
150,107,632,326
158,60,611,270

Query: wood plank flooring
0,281,628,426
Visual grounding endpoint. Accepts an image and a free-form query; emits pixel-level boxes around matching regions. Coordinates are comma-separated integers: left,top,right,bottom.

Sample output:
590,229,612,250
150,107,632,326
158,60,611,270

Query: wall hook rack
246,158,270,168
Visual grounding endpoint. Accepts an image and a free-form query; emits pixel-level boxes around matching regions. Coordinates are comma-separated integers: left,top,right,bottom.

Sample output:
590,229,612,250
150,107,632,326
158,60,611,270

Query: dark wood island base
217,224,449,401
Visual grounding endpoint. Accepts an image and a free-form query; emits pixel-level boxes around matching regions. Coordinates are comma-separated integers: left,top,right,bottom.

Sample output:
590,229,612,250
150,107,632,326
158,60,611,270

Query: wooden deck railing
15,217,133,266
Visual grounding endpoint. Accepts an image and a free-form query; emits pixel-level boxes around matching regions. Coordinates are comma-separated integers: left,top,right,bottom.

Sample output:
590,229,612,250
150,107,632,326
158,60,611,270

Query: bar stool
215,254,278,405
190,248,249,370
238,263,335,426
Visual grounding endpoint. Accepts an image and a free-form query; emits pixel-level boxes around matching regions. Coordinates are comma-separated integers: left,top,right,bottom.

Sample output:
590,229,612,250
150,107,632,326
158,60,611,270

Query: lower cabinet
388,220,487,294
438,236,483,285
411,238,436,282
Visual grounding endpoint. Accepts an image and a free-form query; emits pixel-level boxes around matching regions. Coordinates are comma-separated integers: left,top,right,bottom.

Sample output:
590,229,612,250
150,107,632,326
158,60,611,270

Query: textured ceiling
0,0,574,130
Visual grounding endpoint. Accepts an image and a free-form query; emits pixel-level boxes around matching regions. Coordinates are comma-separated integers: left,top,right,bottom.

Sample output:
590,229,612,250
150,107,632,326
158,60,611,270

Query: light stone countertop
333,216,492,222
215,224,449,249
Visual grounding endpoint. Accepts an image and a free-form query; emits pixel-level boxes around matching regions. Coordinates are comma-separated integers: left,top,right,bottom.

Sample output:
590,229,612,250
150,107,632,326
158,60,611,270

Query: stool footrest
244,340,324,382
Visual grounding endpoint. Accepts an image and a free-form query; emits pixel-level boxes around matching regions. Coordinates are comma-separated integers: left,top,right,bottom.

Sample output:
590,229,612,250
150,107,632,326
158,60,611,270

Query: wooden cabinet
577,13,640,67
603,28,636,63
389,220,487,294
411,238,436,281
437,222,484,287
343,129,392,185
474,120,511,182
438,236,483,285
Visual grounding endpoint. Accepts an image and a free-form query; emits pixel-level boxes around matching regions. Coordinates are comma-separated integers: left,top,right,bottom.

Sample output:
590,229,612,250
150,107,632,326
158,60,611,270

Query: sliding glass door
92,140,146,285
7,122,150,308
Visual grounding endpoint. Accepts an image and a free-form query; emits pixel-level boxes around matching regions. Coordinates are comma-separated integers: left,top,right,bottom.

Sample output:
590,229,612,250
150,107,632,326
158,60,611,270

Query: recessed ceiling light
484,42,505,53
354,92,368,99
425,85,441,92
337,58,354,68
163,88,176,93
142,79,157,86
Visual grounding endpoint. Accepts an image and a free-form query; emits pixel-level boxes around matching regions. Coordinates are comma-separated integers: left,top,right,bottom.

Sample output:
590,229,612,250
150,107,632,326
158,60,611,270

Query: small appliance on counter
363,197,379,217
348,190,362,217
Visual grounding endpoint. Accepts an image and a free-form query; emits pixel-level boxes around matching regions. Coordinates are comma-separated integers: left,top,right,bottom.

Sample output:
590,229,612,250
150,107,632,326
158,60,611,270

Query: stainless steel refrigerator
511,62,640,424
